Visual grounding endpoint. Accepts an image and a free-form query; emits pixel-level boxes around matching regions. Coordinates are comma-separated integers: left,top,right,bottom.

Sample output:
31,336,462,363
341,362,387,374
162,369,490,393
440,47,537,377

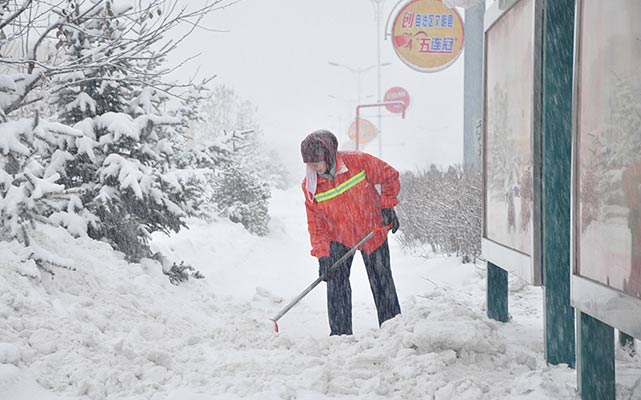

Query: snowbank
0,187,615,399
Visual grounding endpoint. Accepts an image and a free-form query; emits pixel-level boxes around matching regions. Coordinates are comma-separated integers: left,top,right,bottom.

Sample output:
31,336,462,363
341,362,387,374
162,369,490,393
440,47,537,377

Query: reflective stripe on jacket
302,151,400,258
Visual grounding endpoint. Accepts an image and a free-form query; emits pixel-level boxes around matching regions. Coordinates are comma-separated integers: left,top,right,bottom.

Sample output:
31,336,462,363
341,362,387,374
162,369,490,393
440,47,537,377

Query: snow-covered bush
165,261,205,286
211,164,271,236
397,164,482,262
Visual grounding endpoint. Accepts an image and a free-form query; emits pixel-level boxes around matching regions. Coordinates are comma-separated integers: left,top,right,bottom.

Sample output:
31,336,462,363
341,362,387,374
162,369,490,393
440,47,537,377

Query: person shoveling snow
298,130,402,336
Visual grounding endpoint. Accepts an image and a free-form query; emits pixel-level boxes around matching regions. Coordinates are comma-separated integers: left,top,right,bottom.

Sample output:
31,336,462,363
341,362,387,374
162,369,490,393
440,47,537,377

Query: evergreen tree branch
0,0,34,31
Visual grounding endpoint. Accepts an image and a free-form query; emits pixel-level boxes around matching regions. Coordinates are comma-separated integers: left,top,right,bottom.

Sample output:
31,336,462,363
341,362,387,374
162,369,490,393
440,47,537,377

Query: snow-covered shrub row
0,0,278,262
397,165,482,262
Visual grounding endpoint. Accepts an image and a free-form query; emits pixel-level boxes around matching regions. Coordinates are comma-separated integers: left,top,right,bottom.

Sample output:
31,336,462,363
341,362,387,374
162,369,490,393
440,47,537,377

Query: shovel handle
270,231,377,328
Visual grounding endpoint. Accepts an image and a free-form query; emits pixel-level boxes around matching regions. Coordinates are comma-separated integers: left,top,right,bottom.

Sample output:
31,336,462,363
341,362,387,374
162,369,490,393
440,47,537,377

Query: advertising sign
484,0,534,257
384,87,411,113
571,0,641,340
574,0,641,300
391,0,464,73
348,118,377,145
481,0,543,285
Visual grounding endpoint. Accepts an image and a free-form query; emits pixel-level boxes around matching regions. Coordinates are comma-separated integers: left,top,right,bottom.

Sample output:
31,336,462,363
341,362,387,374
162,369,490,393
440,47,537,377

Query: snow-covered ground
1,186,639,399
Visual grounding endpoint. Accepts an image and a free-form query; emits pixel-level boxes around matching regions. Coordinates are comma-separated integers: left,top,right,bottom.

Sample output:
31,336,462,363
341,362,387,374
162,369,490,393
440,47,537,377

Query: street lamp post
328,62,379,105
370,0,386,157
328,61,391,148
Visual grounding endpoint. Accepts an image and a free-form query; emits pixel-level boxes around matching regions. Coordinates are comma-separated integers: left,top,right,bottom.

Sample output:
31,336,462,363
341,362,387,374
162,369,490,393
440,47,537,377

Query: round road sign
384,86,411,113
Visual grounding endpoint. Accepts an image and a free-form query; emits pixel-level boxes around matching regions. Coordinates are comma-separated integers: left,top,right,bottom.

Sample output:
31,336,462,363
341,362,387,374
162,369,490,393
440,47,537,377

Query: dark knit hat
300,130,338,163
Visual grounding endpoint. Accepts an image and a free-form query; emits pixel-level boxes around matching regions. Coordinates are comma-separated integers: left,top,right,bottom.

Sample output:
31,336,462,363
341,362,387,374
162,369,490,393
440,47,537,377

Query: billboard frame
570,0,641,339
481,0,543,286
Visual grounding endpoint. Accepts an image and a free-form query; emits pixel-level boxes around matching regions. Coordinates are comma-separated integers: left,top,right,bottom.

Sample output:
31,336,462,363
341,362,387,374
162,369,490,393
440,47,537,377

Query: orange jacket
302,151,400,257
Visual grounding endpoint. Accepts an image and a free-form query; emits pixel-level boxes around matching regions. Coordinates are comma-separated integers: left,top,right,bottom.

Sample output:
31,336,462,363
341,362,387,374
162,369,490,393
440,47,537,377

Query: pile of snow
1,187,636,399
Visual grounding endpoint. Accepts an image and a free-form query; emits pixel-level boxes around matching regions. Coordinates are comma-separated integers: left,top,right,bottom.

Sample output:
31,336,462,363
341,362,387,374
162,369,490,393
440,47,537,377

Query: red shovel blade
271,319,279,333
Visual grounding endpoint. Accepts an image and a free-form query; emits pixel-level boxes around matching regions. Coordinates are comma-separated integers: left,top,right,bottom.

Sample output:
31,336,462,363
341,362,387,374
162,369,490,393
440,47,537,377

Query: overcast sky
171,0,470,176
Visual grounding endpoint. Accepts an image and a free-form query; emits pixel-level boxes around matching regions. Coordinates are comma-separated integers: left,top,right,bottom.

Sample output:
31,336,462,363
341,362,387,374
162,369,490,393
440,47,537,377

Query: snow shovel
269,231,375,333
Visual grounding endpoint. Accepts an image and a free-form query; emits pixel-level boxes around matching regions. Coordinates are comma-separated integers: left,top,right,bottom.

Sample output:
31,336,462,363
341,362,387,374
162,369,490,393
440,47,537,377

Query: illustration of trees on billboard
576,0,641,299
484,0,534,255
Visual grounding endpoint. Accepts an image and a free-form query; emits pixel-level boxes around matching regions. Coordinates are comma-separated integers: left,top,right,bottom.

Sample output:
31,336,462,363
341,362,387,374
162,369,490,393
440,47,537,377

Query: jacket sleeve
302,181,331,258
360,153,400,209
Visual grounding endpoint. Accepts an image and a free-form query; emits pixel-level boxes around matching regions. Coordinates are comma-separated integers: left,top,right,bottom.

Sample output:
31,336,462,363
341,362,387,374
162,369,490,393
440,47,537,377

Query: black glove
318,256,333,281
381,208,400,233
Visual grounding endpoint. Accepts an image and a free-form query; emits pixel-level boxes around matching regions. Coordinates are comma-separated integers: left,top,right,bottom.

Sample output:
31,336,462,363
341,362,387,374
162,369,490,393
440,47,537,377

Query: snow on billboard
574,0,641,300
483,0,535,257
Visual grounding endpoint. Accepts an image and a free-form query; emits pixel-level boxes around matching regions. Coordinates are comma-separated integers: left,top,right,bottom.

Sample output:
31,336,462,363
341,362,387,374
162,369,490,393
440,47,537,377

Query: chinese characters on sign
414,35,455,53
401,12,455,28
391,0,464,72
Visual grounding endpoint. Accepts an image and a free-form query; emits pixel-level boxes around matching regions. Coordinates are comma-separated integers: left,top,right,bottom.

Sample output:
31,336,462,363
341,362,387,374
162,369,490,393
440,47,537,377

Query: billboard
482,0,543,285
572,0,641,338
390,0,464,73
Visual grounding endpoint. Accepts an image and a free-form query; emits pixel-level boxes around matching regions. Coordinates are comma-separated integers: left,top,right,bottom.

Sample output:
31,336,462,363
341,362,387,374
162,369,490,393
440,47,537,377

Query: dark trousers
326,239,401,335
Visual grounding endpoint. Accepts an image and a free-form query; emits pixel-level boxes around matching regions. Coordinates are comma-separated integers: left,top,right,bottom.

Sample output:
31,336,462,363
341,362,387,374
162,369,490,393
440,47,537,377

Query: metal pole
577,312,615,400
357,70,362,104
463,2,484,169
371,0,385,158
356,109,360,151
541,0,576,368
487,261,509,322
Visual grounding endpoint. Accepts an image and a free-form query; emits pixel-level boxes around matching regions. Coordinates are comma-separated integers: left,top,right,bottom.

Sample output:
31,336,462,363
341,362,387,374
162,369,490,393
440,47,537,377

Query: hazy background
170,0,466,177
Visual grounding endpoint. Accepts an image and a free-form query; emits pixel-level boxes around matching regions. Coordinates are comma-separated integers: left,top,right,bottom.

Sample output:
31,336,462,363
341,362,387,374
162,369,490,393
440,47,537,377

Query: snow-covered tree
189,85,290,190
177,85,295,235
211,163,271,236
48,4,213,260
0,116,85,244
0,0,236,261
